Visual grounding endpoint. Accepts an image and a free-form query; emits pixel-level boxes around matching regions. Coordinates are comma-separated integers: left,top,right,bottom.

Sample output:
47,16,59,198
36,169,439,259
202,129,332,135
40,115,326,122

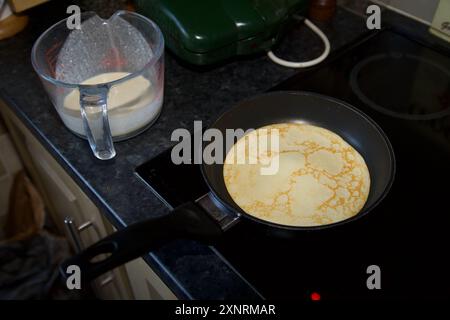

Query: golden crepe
223,123,370,227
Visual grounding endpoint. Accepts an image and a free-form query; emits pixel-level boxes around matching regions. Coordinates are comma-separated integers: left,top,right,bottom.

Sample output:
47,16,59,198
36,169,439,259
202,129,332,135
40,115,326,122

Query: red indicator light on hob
310,292,321,301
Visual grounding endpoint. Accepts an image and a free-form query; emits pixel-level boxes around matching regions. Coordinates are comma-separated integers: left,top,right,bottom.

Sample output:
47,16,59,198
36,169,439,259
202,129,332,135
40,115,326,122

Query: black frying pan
62,92,395,283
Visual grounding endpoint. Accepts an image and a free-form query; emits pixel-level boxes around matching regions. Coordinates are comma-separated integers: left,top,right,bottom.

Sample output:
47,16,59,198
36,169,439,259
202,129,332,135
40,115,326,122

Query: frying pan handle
60,202,222,284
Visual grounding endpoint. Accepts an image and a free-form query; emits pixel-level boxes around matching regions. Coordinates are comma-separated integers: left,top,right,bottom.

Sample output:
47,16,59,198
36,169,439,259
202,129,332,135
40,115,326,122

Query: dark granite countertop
0,2,369,299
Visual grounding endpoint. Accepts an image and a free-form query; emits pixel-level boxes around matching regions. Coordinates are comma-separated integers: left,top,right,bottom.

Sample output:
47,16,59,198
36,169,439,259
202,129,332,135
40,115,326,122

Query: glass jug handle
79,86,116,160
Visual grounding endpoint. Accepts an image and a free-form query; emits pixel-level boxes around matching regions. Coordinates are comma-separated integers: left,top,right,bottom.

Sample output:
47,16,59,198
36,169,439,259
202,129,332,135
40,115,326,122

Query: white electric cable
267,18,331,68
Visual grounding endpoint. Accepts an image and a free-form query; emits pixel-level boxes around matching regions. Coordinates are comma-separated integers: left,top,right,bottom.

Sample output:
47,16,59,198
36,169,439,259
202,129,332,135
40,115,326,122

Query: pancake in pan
223,123,371,227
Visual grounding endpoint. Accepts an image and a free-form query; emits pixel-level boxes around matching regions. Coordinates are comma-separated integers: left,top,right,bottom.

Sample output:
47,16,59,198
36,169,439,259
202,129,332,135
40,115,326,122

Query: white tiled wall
374,0,440,24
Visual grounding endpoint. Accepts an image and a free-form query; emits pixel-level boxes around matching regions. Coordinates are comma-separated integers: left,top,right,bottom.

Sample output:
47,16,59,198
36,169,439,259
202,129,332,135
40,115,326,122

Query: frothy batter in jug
60,72,163,138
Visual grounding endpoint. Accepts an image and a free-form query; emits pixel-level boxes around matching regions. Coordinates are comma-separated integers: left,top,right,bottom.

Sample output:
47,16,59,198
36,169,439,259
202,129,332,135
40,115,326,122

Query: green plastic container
136,0,309,65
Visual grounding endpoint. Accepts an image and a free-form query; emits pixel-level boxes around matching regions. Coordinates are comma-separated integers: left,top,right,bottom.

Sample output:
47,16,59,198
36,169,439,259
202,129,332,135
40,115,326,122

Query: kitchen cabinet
0,118,23,239
8,0,49,13
0,102,177,300
125,258,177,300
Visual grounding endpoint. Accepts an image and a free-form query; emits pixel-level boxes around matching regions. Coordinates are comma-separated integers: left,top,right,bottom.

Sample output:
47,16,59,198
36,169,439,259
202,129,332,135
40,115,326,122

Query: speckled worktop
0,2,369,299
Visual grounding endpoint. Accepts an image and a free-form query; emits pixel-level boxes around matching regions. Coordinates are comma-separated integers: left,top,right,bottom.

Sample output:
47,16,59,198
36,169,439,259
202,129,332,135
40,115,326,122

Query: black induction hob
137,29,450,300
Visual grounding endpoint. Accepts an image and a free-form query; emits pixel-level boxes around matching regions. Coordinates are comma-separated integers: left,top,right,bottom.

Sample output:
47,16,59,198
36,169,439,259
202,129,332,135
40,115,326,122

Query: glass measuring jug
31,11,164,160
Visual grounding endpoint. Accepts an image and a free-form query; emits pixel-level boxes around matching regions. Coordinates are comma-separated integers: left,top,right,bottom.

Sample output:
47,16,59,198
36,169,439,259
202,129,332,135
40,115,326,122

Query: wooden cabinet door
1,105,176,300
125,258,177,300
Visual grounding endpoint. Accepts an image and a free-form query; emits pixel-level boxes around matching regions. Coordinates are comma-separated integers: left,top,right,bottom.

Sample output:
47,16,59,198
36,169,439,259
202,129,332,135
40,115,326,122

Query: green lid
136,0,309,65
